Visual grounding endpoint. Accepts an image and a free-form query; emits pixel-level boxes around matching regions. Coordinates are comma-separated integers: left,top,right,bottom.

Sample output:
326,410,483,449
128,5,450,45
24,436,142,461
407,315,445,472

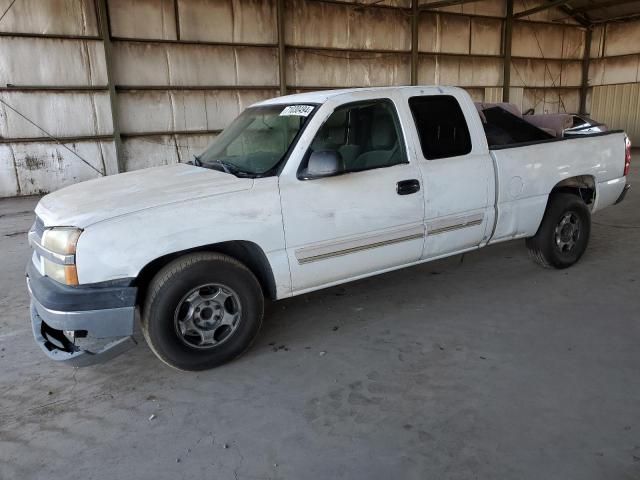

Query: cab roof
252,85,463,107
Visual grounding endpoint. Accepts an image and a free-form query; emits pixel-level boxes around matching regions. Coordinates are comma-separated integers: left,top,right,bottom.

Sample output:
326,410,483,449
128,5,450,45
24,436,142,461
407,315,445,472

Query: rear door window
408,95,472,160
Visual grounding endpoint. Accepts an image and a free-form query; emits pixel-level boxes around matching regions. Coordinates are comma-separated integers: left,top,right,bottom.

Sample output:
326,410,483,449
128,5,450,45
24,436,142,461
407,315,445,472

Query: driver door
278,96,425,294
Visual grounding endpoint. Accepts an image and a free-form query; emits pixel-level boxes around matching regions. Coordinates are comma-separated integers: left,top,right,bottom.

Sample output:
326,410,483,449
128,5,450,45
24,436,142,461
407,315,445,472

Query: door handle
397,179,420,195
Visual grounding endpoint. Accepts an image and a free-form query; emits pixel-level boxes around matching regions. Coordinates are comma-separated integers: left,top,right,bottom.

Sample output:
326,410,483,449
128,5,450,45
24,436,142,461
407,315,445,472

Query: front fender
75,177,291,298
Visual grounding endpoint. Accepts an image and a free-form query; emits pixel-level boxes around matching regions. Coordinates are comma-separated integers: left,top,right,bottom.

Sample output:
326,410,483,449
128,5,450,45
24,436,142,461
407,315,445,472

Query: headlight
41,228,82,285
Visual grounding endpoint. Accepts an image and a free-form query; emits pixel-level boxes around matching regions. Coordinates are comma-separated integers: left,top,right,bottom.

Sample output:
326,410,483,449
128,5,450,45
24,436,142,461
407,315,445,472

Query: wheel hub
554,212,581,252
174,284,242,349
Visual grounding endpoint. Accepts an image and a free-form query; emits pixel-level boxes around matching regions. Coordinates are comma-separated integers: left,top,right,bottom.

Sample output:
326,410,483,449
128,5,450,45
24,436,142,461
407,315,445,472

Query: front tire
141,252,264,371
526,192,591,269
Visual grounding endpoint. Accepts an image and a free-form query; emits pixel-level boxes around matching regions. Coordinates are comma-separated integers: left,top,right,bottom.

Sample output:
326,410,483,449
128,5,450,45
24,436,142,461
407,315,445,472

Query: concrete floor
1,157,639,480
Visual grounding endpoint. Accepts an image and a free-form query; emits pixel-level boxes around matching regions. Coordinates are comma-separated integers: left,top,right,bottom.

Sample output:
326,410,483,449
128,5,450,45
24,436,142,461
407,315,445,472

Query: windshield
197,104,316,176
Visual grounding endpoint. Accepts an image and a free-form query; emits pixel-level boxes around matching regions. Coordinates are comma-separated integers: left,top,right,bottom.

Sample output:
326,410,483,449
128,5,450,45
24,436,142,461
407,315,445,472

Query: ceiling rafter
568,0,640,15
513,0,573,19
418,0,484,11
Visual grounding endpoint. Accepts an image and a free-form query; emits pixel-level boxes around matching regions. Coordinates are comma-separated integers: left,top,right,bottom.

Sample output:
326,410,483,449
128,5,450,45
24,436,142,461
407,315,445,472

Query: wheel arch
549,175,596,210
134,240,277,304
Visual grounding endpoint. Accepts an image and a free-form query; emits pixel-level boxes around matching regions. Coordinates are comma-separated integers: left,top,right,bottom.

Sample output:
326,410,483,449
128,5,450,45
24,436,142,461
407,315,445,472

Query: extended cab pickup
26,86,632,370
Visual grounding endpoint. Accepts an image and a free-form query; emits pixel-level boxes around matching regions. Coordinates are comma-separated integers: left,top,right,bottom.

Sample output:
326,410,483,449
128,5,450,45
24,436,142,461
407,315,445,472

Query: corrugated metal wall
0,0,626,197
591,83,640,145
588,20,640,145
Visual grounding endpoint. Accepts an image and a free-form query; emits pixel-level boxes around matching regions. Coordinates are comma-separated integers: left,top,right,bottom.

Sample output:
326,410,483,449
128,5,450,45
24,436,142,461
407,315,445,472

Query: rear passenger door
400,92,495,258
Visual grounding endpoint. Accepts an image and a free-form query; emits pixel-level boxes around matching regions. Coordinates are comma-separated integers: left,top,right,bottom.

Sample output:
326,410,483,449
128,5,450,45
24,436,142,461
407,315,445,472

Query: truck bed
487,130,628,244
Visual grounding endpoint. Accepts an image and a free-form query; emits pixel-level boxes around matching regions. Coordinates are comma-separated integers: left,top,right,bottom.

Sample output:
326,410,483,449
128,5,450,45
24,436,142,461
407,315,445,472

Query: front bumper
27,261,138,367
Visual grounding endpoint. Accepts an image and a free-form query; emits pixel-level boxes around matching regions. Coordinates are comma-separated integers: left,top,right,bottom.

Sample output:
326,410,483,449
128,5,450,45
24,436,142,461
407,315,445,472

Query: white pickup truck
26,86,631,371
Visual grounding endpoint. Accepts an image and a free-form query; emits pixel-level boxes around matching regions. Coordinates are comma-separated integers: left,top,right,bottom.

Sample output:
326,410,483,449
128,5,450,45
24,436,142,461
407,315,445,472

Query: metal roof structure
422,0,640,26
554,0,640,25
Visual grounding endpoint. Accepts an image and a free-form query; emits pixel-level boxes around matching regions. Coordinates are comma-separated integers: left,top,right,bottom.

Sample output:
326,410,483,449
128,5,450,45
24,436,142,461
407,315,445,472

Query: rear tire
141,252,264,371
526,192,591,269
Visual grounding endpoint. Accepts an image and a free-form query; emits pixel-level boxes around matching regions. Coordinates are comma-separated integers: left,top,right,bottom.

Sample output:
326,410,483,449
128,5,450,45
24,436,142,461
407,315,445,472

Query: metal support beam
174,0,181,41
95,0,124,174
513,0,570,19
567,0,639,15
419,0,483,10
591,12,640,24
579,27,592,115
277,0,287,96
411,0,419,85
502,0,513,102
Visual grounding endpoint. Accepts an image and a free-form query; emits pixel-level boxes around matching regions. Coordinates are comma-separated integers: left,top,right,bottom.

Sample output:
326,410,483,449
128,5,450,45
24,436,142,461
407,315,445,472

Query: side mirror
299,150,344,180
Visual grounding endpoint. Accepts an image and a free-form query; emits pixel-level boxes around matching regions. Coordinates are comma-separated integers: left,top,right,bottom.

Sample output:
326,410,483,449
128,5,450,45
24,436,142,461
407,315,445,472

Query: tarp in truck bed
482,107,555,148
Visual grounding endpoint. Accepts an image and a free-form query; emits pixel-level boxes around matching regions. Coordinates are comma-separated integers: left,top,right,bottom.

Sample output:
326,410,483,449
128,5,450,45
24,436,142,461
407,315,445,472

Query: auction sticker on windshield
280,105,314,117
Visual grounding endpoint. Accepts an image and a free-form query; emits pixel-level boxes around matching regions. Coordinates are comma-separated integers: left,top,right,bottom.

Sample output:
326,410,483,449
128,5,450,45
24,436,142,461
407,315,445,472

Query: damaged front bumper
26,262,138,367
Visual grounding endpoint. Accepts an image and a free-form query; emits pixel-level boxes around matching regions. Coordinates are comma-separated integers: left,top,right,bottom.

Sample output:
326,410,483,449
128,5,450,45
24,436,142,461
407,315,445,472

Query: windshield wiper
214,159,232,174
211,159,255,178
190,154,203,167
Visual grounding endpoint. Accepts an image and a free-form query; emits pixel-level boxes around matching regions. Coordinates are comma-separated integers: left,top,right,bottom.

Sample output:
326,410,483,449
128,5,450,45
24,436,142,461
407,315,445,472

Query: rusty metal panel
462,0,505,17
440,15,471,54
592,83,640,144
587,55,640,87
0,145,20,197
421,0,505,17
511,58,574,88
590,25,605,59
0,91,113,138
468,57,503,86
512,22,564,59
592,56,640,86
521,87,579,114
417,13,471,54
511,0,579,24
170,92,210,132
470,17,502,56
178,0,277,44
437,56,464,85
117,89,277,133
420,13,495,55
418,13,501,56
2,141,113,196
0,37,107,86
485,86,504,103
604,21,640,57
287,49,411,87
437,55,496,86
463,87,484,101
560,61,582,87
588,58,605,86
285,0,410,51
122,132,219,171
117,91,175,134
0,0,98,36
122,135,179,171
417,13,439,53
328,0,411,7
112,42,279,86
108,0,177,40
558,88,579,113
417,55,437,84
175,132,219,162
561,26,585,60
417,55,501,87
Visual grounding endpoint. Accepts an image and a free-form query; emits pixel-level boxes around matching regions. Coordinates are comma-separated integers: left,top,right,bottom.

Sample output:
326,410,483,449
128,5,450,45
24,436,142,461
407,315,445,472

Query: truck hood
36,164,254,228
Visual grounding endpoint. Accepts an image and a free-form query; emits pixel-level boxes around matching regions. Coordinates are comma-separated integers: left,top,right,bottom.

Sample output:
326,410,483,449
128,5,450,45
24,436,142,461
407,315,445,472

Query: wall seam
8,144,21,196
